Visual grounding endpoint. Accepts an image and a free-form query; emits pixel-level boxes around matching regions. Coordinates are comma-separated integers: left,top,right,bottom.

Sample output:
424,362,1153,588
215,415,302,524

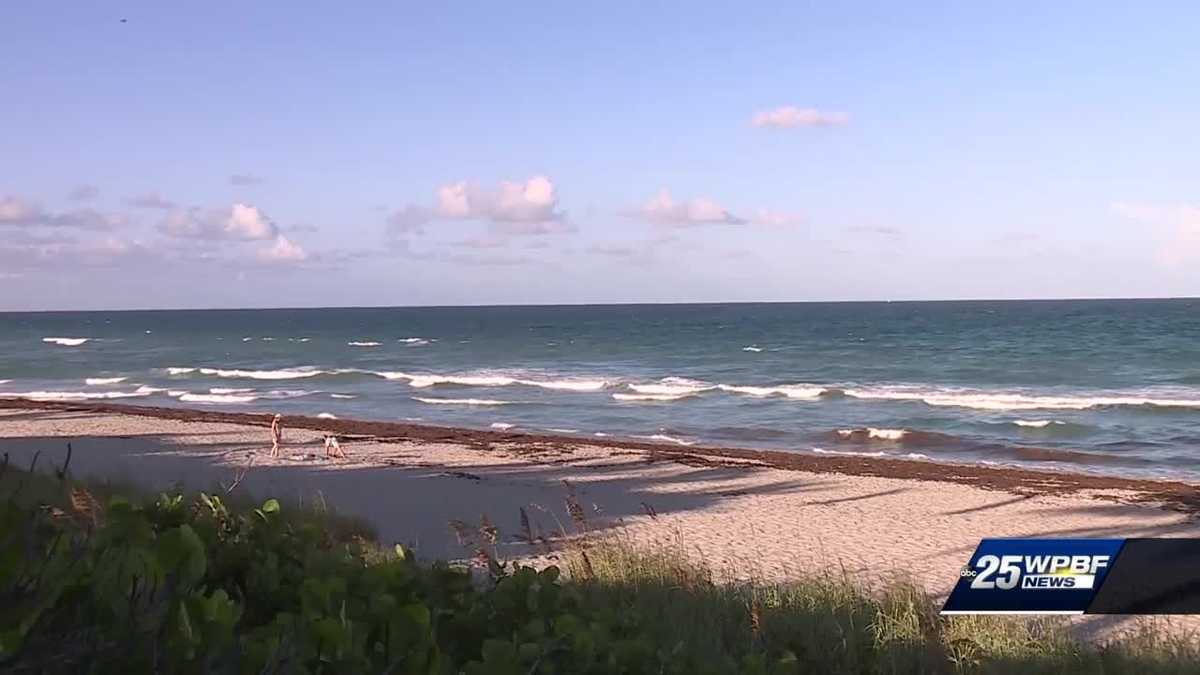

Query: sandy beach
4,399,1200,639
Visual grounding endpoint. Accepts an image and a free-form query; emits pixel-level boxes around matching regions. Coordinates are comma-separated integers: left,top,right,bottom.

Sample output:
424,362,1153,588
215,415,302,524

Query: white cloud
389,175,571,237
161,203,279,241
258,235,308,262
0,195,123,230
631,189,744,226
0,195,41,223
751,106,848,128
1112,201,1200,266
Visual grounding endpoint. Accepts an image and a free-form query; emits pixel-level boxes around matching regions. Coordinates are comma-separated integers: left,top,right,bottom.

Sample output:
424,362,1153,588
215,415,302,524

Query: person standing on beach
270,414,283,458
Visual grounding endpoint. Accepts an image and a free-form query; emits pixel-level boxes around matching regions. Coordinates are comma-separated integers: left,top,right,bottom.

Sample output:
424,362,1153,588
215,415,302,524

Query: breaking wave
612,392,692,402
86,377,127,386
348,341,382,347
412,396,512,406
42,337,90,346
632,433,696,446
198,367,325,380
490,422,516,430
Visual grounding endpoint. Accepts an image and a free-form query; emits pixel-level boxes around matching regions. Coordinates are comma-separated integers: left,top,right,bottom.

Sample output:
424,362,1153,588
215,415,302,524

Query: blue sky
2,1,1198,309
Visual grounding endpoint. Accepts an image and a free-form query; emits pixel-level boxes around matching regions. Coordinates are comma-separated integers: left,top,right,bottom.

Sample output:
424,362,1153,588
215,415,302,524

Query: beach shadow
0,434,831,561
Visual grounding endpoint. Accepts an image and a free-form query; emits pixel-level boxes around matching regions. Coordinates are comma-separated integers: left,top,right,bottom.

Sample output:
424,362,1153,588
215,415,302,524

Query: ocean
2,300,1199,480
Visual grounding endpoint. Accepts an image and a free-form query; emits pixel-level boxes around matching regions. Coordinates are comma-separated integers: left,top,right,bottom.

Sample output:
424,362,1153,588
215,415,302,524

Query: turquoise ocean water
2,300,1199,479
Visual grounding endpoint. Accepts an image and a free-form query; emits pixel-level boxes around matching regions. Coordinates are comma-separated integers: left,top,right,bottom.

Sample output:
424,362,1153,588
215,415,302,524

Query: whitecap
546,427,579,434
135,385,166,394
348,341,382,347
289,337,312,343
210,387,255,394
1013,420,1062,428
198,367,325,380
0,380,11,385
86,377,128,386
490,422,516,430
42,337,90,347
842,385,1200,411
742,346,763,352
612,392,691,402
717,383,825,399
593,432,610,437
399,337,430,346
836,427,908,440
632,433,696,446
166,367,196,375
263,389,319,399
241,337,254,342
179,392,258,404
261,337,275,342
317,412,337,419
330,393,357,399
627,377,713,396
412,396,512,406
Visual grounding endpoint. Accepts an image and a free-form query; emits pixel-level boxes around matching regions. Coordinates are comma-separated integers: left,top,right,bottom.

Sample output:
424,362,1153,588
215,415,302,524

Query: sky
2,1,1199,310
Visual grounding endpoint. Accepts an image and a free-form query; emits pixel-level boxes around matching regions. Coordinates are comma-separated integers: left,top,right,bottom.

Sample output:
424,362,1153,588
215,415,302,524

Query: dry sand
3,404,1199,640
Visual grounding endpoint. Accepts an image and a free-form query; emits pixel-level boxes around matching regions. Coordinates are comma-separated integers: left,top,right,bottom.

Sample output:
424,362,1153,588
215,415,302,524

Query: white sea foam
179,392,258,404
633,434,695,446
413,396,512,406
135,385,166,394
263,389,318,399
261,337,275,342
593,432,610,437
348,341,382,347
1,390,151,401
1013,420,1063,428
198,367,324,380
836,427,908,440
742,346,763,352
241,337,254,342
812,448,887,458
546,428,579,434
167,390,187,397
399,337,430,345
330,393,357,399
842,386,1200,411
166,367,196,375
289,337,312,343
612,392,692,402
717,383,825,399
490,422,516,430
85,377,127,386
0,380,10,385
210,387,254,394
376,371,607,392
42,337,90,346
317,412,337,419
627,377,713,396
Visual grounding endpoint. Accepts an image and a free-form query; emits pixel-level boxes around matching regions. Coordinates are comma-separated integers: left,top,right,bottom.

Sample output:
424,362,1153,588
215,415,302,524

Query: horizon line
2,295,1198,314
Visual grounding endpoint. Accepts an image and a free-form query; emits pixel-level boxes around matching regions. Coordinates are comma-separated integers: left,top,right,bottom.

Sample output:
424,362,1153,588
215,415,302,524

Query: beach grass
555,530,1200,673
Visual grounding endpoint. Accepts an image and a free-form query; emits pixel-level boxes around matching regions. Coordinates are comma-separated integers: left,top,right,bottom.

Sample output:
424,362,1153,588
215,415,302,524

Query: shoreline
3,397,1199,514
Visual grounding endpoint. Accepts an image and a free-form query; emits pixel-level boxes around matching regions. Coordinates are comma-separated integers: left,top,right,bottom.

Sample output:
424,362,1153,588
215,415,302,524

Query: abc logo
959,567,977,578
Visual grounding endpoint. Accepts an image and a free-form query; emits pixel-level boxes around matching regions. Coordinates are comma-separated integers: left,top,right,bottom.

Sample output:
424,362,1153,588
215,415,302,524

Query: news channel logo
941,539,1125,614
